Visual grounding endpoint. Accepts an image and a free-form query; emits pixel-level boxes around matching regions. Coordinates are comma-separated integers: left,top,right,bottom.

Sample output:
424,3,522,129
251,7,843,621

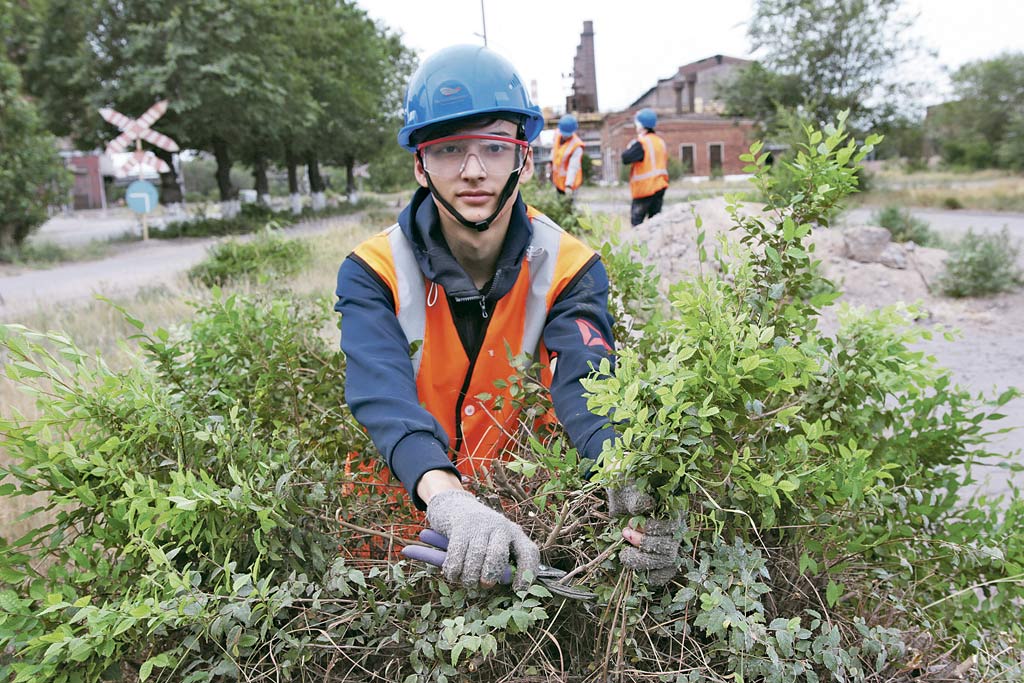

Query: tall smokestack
566,20,598,113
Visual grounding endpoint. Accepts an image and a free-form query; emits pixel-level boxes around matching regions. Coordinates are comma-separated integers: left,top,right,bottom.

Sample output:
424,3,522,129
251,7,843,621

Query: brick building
64,151,107,210
600,55,758,182
541,24,758,183
601,110,756,180
631,54,752,116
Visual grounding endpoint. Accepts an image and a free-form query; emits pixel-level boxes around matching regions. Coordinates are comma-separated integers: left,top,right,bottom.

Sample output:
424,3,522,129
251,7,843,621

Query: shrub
1,113,1021,682
187,228,313,287
943,196,964,210
872,205,939,245
667,156,686,180
520,181,580,234
939,227,1023,297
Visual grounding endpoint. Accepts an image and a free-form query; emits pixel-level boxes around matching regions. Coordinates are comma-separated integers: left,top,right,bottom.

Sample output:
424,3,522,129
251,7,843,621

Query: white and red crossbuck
119,150,171,176
100,99,180,155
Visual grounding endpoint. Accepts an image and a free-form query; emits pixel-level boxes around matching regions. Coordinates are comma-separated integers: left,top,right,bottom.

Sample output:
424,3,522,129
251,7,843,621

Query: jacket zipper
451,293,492,460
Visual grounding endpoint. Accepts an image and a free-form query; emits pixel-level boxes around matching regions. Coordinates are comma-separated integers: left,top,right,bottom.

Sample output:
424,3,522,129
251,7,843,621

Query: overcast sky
355,0,1023,113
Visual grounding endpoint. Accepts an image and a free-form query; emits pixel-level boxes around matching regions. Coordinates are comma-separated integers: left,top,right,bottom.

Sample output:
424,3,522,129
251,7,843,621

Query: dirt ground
621,198,1024,498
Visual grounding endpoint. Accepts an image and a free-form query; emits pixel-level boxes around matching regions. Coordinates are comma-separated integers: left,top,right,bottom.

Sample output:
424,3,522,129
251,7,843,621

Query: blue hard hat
635,108,657,130
397,44,545,152
558,114,578,135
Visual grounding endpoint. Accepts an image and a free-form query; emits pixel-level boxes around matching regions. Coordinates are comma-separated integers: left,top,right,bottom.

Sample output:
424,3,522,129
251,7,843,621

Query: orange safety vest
342,207,596,555
551,133,584,192
629,132,669,199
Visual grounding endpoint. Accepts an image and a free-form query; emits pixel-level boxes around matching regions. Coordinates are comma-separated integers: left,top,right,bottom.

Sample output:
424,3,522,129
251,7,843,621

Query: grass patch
153,199,382,239
858,171,1024,211
0,239,113,266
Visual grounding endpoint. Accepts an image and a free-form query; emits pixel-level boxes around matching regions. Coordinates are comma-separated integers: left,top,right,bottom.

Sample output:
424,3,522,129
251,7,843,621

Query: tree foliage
0,56,70,250
25,0,413,201
735,0,927,133
929,52,1024,170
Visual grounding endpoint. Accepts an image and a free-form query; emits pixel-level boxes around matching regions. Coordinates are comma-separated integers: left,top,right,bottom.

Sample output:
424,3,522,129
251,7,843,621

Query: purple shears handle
400,529,513,585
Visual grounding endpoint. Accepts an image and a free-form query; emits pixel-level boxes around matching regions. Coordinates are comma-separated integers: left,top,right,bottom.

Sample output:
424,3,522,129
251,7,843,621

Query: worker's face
414,119,534,227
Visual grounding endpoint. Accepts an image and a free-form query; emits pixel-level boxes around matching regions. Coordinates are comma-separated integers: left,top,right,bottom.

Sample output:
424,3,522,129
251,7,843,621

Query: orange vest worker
552,133,584,192
629,132,669,199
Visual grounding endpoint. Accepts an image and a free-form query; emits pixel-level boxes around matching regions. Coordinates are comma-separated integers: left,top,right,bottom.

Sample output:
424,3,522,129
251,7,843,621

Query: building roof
628,54,754,108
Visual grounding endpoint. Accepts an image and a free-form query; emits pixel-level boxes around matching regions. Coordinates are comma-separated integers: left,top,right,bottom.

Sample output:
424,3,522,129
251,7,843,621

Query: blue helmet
635,108,657,130
557,114,578,135
397,45,545,152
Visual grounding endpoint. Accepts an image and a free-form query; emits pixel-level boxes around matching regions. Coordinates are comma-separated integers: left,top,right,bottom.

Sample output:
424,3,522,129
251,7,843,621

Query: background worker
335,45,639,591
551,114,584,198
620,108,669,226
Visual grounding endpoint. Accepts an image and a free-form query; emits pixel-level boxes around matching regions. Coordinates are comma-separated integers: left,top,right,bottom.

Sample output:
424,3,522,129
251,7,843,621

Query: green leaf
825,580,843,607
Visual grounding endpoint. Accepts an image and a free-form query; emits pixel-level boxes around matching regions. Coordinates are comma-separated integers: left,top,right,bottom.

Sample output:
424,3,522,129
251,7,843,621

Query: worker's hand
564,188,574,199
426,489,540,591
607,483,685,586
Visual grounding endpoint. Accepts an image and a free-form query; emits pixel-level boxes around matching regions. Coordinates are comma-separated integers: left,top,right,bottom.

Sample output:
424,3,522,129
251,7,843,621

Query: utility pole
480,0,488,46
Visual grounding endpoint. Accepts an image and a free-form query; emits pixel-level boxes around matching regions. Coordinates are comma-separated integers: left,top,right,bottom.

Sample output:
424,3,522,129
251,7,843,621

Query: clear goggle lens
418,134,528,178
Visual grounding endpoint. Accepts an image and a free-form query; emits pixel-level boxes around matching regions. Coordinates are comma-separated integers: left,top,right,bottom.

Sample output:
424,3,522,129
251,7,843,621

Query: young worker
620,108,669,226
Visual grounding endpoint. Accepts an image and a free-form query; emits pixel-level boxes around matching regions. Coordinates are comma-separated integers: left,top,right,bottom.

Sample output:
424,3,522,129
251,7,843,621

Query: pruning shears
401,529,598,602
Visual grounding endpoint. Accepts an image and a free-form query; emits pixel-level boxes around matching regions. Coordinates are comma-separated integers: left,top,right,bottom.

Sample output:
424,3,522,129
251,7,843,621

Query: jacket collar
397,186,533,302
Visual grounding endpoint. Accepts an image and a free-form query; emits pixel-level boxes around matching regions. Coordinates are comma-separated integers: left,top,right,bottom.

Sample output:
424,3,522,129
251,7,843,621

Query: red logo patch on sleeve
575,319,612,352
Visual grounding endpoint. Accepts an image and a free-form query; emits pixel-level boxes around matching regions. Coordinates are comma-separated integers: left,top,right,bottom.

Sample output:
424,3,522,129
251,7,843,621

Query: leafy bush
1,114,1021,682
872,205,939,245
585,113,1024,677
520,181,580,234
943,196,964,210
187,228,313,287
939,227,1023,297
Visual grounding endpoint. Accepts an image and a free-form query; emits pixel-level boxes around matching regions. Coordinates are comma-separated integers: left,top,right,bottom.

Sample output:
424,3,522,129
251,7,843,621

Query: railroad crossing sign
120,150,171,176
100,100,179,155
126,180,159,214
99,99,180,240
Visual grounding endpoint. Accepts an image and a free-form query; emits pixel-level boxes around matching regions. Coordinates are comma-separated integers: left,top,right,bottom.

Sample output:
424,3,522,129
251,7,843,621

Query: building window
679,144,695,175
709,143,723,175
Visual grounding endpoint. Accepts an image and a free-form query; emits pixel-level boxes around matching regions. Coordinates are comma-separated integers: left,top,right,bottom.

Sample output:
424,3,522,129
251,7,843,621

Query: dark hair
410,113,527,147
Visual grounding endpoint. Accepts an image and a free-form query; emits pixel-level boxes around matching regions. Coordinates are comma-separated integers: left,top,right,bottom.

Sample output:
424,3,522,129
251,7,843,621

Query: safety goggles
417,134,529,179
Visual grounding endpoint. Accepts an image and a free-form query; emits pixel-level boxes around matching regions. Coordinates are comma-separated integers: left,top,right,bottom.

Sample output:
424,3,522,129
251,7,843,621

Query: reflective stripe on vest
351,209,596,473
629,132,669,199
552,134,584,192
388,212,565,374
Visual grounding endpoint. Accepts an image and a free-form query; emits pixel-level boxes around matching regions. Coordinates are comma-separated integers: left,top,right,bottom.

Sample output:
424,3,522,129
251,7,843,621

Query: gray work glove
607,483,686,586
426,489,540,591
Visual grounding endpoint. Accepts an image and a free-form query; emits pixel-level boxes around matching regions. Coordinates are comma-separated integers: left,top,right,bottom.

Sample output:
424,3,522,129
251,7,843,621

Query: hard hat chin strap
421,164,523,233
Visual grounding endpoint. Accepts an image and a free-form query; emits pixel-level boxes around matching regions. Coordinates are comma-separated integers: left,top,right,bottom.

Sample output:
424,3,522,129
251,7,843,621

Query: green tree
718,62,805,134
0,57,70,251
930,52,1024,170
0,0,47,69
287,1,414,199
745,0,928,132
22,1,99,141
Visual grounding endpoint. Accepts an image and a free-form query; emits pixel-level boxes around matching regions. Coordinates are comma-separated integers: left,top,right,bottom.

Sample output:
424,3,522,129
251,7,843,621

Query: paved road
0,213,359,320
30,207,179,246
840,207,1024,240
0,238,212,319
